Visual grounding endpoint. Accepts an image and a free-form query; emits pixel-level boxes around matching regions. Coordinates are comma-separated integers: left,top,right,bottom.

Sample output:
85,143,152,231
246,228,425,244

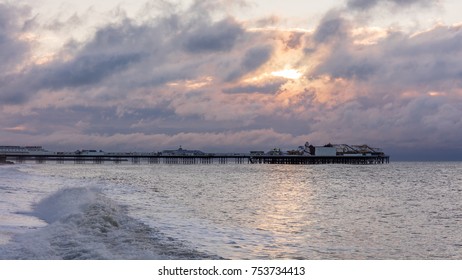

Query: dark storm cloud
241,45,273,71
225,45,273,81
83,18,179,54
40,53,143,89
324,60,378,80
0,3,31,73
380,26,462,86
313,12,350,44
0,51,143,104
313,15,462,87
183,18,244,53
346,0,435,10
0,3,250,104
0,75,32,104
315,46,379,80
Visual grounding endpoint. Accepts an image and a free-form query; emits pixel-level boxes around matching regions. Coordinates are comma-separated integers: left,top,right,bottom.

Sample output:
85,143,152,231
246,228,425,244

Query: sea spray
32,187,99,223
0,186,216,259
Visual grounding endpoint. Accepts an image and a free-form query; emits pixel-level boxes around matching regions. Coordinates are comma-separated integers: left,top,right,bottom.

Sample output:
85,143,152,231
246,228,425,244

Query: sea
0,161,461,260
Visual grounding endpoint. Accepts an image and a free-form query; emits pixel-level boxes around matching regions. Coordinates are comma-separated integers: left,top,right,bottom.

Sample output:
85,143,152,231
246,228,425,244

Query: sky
1,0,462,160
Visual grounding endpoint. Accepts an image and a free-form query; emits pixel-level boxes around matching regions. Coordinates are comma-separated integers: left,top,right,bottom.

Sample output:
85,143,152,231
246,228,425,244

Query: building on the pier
0,146,52,155
283,142,386,157
161,146,205,156
334,144,384,156
267,148,283,155
314,146,337,156
74,149,105,155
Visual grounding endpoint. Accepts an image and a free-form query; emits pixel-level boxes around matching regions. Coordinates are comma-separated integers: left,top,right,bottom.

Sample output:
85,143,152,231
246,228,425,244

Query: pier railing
3,153,390,165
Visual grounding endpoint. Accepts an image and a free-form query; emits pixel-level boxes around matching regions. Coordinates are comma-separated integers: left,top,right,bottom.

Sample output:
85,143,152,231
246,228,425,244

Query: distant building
267,148,282,155
287,149,303,155
161,146,205,156
75,149,105,155
0,146,51,154
297,142,385,157
314,146,337,156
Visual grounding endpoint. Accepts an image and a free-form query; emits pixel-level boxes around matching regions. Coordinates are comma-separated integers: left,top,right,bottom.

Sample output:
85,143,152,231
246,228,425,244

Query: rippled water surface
1,162,461,259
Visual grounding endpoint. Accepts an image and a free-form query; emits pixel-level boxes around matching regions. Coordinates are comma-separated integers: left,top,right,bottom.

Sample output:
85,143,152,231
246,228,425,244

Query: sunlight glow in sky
271,69,303,80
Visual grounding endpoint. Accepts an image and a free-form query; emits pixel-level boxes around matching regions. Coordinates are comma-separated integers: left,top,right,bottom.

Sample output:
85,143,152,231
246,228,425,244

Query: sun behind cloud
271,69,302,79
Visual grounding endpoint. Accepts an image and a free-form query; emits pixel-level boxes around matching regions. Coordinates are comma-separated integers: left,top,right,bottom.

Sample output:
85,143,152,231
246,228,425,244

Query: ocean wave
0,187,217,260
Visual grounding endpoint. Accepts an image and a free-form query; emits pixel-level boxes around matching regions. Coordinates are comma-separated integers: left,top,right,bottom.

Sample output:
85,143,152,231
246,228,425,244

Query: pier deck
3,154,390,165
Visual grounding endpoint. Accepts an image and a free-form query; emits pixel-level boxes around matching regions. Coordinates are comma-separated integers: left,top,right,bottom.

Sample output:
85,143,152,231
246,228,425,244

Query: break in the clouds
1,0,462,159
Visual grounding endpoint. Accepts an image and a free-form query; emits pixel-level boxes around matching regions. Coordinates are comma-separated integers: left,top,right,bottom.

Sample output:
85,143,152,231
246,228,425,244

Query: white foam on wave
0,187,216,260
32,187,99,223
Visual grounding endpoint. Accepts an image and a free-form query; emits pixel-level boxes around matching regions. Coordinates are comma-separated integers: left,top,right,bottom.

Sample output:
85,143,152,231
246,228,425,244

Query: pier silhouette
4,153,389,165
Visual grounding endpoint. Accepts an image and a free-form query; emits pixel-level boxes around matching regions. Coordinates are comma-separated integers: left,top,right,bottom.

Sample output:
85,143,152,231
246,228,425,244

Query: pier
3,153,389,165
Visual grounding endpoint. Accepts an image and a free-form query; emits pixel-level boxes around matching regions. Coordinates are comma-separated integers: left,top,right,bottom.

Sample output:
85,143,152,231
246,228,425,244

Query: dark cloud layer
242,45,273,71
0,4,250,104
226,45,273,81
43,53,143,89
314,23,462,87
183,18,244,53
0,3,31,73
314,12,350,44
